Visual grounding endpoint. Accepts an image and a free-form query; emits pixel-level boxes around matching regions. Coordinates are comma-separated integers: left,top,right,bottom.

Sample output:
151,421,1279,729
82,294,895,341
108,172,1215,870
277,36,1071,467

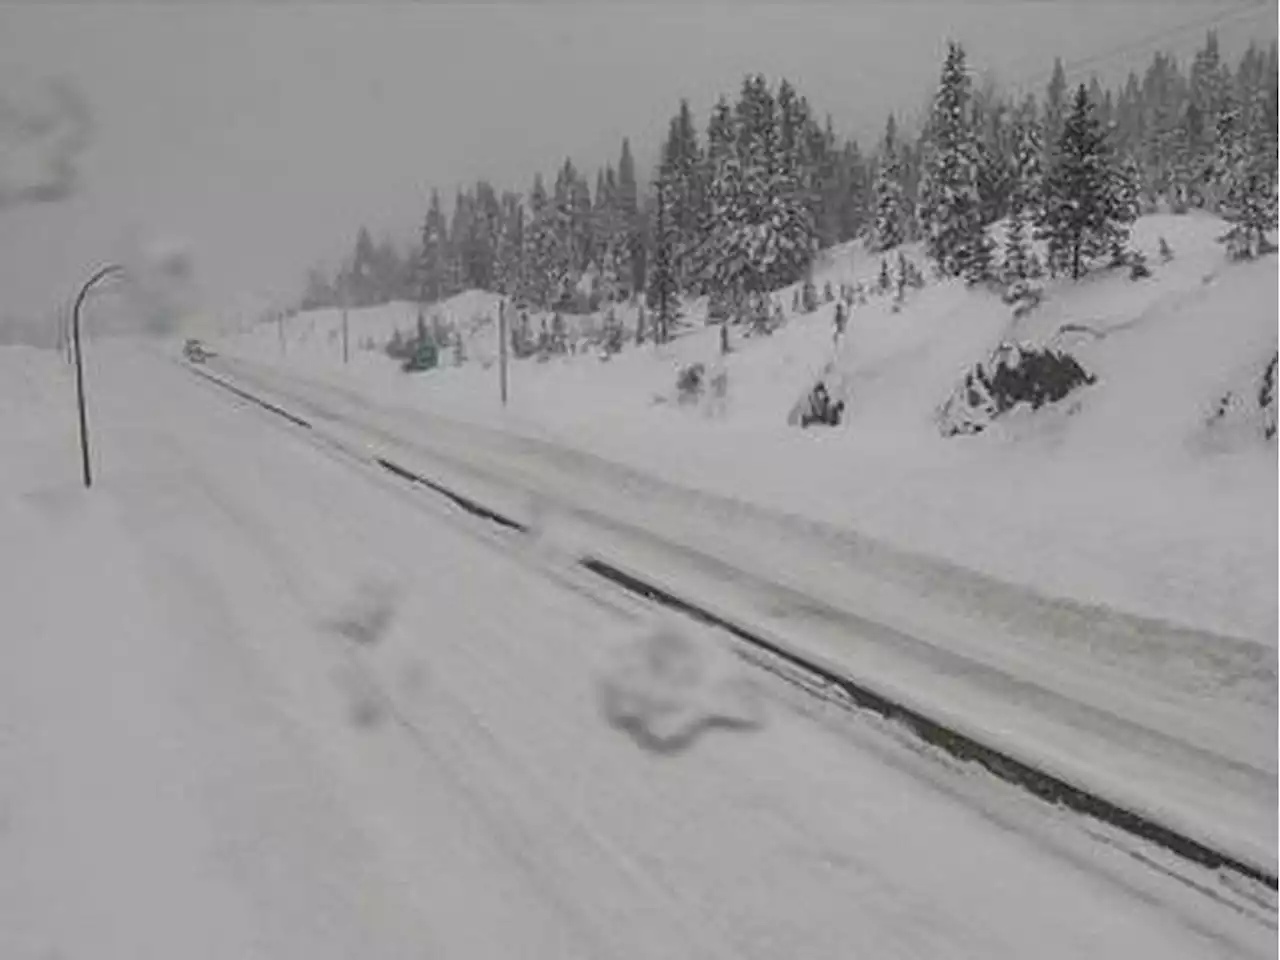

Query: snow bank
215,213,1278,640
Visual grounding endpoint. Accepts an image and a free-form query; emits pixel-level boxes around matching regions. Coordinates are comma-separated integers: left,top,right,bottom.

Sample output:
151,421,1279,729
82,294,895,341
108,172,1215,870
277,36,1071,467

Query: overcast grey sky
0,1,1274,325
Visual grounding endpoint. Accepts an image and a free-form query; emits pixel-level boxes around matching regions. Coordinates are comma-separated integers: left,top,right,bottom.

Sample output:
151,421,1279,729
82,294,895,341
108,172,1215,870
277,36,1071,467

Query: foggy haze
0,2,1272,326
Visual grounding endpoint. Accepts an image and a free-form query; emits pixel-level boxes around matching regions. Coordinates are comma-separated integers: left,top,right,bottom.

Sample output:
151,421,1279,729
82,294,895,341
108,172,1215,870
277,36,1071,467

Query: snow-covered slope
215,212,1278,640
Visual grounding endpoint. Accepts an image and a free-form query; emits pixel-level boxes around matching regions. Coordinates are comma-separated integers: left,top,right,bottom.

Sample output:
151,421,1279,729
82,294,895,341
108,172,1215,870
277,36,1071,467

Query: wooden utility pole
498,300,509,407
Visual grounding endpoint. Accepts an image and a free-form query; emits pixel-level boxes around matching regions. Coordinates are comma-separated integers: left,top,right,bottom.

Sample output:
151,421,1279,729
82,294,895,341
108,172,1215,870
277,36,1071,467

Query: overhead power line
1004,1,1275,96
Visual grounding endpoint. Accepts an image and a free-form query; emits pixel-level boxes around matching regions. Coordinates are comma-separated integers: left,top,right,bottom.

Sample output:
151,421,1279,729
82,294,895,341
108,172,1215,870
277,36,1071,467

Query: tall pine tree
418,189,448,304
647,172,678,343
616,138,644,298
872,114,908,251
707,74,816,298
663,100,704,289
1037,84,1133,279
1004,116,1044,281
1214,88,1278,258
1043,57,1068,162
695,96,737,287
524,173,556,308
919,42,992,281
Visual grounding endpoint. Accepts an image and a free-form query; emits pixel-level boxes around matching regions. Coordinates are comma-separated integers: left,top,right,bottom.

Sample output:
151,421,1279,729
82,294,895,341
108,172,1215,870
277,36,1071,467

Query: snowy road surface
212,352,1277,880
1,344,1272,958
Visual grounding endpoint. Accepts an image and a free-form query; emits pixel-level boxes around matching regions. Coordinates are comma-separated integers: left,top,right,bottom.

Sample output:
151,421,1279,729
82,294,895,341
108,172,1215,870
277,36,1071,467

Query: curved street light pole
72,263,124,488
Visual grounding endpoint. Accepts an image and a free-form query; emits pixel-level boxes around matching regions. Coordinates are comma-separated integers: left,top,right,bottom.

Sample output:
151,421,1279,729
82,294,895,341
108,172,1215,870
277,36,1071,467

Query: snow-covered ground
2,343,1273,958
219,212,1278,644
204,211,1278,881
206,349,1279,879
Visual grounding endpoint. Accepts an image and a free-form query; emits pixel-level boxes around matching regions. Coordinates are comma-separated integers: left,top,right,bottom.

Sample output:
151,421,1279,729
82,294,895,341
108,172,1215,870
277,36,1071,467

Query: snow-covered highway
211,349,1278,884
1,344,1272,959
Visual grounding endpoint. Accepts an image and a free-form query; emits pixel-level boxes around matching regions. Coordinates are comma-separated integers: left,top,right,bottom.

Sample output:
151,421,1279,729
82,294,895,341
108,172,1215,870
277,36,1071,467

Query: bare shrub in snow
601,308,624,355
1128,250,1151,280
1207,352,1278,442
788,380,845,428
1026,250,1045,279
900,252,926,290
1263,354,1277,440
801,278,819,313
675,361,706,405
938,341,1095,436
706,363,729,418
1005,281,1045,319
876,258,892,294
748,294,775,336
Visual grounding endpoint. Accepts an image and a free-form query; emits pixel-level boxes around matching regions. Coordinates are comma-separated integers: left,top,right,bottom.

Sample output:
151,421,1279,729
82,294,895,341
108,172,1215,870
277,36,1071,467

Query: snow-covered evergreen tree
593,164,627,301
1003,117,1043,281
347,227,380,307
551,159,581,300
616,138,644,298
659,100,704,292
593,167,610,263
524,174,557,308
812,115,843,247
971,78,1016,226
646,173,678,343
1037,85,1133,279
417,189,448,304
550,311,567,354
692,96,736,289
836,138,871,242
1107,156,1142,263
494,191,524,299
1043,58,1068,164
570,170,594,275
872,115,907,251
919,42,992,281
1214,88,1278,259
1190,30,1233,159
443,190,471,297
706,74,816,300
1003,211,1031,282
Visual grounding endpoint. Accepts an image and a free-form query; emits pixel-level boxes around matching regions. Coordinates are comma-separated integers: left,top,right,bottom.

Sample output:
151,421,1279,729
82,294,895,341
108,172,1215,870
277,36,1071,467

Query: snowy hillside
215,212,1278,640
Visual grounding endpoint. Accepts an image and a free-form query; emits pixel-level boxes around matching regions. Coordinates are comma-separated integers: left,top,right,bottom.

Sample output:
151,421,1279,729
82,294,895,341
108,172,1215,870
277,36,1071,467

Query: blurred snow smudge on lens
598,610,764,753
119,231,203,337
323,578,402,730
333,662,387,731
0,76,91,210
327,577,401,648
524,492,586,568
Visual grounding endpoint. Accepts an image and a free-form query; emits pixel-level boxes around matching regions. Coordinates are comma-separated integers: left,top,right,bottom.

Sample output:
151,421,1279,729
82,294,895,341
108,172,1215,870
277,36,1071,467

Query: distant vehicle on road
183,338,212,363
